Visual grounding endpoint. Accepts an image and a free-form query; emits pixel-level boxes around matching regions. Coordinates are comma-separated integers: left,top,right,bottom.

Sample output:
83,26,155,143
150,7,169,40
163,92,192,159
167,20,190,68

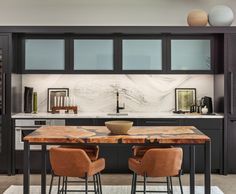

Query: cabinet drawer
180,118,223,130
138,119,180,126
65,119,94,126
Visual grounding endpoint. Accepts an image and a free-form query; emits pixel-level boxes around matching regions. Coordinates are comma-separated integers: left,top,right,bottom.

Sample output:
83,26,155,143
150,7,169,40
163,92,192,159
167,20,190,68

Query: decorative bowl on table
105,120,133,135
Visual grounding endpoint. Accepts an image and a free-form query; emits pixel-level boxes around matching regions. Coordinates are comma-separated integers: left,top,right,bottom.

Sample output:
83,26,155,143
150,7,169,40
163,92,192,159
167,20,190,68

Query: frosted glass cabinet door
122,40,162,70
74,39,113,70
171,40,211,70
25,39,65,70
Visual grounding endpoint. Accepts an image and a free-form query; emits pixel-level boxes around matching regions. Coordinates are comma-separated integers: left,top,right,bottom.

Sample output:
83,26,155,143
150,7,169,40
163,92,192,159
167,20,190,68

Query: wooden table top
23,126,210,144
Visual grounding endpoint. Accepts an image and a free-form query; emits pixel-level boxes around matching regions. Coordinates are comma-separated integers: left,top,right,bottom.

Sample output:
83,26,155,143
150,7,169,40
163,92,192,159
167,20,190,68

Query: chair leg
65,177,68,194
166,177,171,194
95,174,100,194
61,177,65,194
85,173,88,194
143,173,147,194
98,173,103,194
178,173,184,194
133,173,137,194
170,177,173,194
57,176,61,194
49,173,54,194
131,172,135,194
93,175,97,194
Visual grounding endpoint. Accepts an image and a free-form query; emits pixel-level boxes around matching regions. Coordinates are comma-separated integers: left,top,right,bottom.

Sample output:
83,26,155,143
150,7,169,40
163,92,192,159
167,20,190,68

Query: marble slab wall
22,74,214,113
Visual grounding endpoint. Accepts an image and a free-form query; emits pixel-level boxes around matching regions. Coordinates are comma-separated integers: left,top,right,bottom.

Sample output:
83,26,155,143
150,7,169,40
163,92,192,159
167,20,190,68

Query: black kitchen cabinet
168,36,213,73
19,33,216,74
0,34,12,174
225,33,236,173
180,119,223,173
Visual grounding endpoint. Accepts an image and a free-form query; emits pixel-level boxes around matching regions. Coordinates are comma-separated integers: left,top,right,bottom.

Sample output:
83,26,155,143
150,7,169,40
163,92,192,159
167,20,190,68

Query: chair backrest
49,147,91,177
141,148,183,177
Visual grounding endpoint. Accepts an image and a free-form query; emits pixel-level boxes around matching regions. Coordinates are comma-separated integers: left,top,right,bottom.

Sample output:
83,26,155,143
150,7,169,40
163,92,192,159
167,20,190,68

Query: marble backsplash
22,74,214,113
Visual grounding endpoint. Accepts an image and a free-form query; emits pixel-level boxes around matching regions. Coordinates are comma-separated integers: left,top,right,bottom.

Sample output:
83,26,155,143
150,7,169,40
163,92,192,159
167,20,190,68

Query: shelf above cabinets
19,34,219,74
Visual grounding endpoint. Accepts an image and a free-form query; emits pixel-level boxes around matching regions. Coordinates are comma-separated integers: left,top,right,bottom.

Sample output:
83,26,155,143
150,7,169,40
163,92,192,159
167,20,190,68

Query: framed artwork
175,88,196,112
47,88,69,112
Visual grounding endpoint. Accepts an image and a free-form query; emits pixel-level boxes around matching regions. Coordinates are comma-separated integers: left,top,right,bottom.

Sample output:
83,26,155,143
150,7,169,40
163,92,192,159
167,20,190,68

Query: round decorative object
209,5,234,26
187,9,208,26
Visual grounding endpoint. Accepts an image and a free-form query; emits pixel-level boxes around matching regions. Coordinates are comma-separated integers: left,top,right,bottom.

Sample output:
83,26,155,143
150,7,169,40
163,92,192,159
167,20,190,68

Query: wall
0,0,235,26
22,74,214,113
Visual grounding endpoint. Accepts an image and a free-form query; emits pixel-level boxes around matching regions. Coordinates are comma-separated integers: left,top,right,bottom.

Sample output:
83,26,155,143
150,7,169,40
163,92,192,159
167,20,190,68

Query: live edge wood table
23,126,211,194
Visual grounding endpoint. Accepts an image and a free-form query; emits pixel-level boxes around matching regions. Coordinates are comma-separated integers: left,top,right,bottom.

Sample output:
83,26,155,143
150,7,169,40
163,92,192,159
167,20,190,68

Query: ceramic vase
209,5,234,26
187,9,208,26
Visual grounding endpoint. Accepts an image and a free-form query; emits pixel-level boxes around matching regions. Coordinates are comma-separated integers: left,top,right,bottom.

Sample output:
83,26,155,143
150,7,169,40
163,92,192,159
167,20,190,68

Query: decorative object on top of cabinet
175,88,196,113
187,9,208,26
24,87,33,113
209,5,234,26
47,88,69,112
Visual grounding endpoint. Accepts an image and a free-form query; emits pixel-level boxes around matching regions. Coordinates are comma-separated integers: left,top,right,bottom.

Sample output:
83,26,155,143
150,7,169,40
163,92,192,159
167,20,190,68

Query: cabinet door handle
2,73,6,115
145,120,178,124
230,72,234,115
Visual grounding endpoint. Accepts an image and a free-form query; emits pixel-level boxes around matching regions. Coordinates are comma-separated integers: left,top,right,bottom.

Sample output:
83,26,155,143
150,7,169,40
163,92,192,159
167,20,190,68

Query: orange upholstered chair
129,147,183,194
49,147,105,194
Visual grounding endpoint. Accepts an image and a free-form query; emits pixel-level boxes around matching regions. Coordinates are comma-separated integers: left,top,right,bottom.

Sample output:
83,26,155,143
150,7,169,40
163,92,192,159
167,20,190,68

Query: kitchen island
23,125,211,194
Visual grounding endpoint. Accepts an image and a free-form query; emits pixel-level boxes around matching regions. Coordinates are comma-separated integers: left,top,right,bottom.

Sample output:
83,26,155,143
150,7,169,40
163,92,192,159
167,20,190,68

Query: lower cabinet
13,118,223,174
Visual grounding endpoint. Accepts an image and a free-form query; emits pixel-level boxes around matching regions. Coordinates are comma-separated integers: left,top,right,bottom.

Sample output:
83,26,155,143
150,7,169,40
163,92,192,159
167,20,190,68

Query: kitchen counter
12,112,224,119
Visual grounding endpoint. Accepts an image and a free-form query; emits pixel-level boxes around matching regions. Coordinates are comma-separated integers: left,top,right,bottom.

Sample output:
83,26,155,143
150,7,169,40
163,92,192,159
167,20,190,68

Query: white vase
209,5,234,26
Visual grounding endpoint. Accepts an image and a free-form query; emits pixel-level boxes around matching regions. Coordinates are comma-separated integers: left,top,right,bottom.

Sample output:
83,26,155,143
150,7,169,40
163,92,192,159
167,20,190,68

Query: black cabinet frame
19,33,215,74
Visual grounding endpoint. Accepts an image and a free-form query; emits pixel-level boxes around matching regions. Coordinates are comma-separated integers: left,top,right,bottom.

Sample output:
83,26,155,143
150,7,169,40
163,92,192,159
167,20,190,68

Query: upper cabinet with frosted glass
23,36,67,73
21,34,214,74
121,37,164,73
73,38,114,73
168,36,213,73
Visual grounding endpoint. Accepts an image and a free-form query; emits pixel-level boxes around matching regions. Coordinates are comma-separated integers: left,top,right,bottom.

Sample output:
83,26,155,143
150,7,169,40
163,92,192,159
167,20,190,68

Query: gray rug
4,185,224,194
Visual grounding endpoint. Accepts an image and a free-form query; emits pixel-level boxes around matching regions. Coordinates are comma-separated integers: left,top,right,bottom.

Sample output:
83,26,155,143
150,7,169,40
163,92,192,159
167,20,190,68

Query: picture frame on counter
47,88,69,112
175,88,196,112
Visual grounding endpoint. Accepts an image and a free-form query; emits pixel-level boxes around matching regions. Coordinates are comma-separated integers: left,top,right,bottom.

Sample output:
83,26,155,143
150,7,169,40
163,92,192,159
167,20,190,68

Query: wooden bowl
105,120,133,135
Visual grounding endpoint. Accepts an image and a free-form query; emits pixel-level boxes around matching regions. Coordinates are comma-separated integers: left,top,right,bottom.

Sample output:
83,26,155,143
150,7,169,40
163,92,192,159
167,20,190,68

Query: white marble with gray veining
22,74,214,113
12,112,224,119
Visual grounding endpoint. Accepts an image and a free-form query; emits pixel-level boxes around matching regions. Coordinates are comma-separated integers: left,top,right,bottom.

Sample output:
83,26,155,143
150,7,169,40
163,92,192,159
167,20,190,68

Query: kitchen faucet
116,91,125,113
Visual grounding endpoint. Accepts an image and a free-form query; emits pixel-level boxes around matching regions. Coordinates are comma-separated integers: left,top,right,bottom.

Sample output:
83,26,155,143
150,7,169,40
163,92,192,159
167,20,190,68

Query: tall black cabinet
225,33,236,173
0,34,12,174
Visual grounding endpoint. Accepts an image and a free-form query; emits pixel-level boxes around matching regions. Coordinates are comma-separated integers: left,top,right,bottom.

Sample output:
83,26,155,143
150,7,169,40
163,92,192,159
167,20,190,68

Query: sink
107,113,128,116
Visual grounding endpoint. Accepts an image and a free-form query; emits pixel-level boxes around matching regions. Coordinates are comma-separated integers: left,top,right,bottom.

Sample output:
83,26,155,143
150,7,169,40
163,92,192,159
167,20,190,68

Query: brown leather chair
60,145,99,161
132,145,172,161
49,147,105,194
129,147,183,194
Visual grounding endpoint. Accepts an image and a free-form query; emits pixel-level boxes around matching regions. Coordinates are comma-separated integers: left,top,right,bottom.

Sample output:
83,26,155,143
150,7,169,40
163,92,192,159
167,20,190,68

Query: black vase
24,87,33,113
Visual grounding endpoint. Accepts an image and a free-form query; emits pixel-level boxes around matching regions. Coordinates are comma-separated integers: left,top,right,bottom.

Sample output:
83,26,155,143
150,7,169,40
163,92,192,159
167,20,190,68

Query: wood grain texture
23,126,210,144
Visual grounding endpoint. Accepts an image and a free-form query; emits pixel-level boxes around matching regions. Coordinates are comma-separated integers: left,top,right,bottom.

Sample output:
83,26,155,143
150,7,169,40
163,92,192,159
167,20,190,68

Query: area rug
4,185,224,194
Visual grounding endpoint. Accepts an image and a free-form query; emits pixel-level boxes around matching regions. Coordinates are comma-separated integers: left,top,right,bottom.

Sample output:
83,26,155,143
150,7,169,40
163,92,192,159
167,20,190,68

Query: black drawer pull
145,121,178,124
